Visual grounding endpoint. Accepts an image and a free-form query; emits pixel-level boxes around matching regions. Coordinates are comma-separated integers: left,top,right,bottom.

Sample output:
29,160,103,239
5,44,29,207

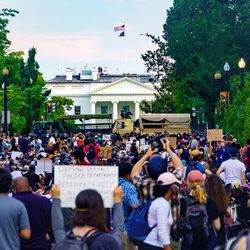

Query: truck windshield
116,121,125,129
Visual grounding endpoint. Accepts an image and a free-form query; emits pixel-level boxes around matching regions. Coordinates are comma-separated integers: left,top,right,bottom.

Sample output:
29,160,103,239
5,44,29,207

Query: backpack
86,144,96,161
225,229,250,250
180,196,210,247
185,161,199,179
53,230,103,250
127,199,156,245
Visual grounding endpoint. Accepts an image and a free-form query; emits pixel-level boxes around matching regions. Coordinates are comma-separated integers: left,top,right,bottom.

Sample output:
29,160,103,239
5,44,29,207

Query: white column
90,101,96,114
134,101,140,120
112,101,118,122
90,101,96,124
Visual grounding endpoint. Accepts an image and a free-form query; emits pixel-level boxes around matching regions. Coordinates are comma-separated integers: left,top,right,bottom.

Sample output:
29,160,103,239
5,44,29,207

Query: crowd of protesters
0,131,250,250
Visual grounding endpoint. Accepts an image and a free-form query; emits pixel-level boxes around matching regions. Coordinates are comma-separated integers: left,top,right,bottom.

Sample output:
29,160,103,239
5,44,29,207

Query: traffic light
48,102,52,113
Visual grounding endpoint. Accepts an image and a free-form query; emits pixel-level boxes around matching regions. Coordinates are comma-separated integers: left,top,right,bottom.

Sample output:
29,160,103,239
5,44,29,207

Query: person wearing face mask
139,172,181,250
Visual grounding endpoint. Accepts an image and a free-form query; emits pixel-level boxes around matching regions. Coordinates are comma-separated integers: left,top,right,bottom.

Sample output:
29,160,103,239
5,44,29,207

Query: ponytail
189,182,207,204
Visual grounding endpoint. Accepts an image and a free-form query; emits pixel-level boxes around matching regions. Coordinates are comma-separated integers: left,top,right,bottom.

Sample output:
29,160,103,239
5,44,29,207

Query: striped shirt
132,169,182,202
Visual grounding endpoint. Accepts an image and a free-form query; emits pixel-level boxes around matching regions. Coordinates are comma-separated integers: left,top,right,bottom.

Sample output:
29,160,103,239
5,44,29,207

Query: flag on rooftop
119,31,125,37
114,24,125,32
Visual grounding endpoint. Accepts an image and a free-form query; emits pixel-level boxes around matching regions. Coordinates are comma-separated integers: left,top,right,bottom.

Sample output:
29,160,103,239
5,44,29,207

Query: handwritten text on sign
207,129,223,142
54,165,118,208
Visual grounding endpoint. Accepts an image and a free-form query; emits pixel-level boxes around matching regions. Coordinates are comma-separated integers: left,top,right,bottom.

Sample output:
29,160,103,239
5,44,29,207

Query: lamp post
2,67,9,135
214,71,222,102
223,62,230,105
238,58,246,90
192,107,203,133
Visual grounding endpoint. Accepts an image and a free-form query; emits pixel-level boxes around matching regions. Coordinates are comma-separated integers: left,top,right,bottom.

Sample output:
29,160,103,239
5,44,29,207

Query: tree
161,0,250,126
220,72,250,144
0,9,54,134
0,9,19,53
47,96,74,122
141,34,175,113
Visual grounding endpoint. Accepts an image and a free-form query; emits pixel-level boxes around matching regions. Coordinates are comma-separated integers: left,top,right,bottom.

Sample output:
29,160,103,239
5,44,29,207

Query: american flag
114,24,125,32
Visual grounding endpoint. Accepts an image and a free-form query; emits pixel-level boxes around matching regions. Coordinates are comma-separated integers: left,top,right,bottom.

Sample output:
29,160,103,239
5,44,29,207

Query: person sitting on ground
50,185,124,249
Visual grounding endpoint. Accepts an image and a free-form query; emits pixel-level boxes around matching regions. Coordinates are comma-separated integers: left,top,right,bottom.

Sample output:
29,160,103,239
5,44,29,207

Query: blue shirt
0,195,30,250
118,177,140,228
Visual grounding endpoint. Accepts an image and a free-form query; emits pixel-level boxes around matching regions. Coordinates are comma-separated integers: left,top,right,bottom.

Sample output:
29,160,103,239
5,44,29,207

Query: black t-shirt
180,195,219,223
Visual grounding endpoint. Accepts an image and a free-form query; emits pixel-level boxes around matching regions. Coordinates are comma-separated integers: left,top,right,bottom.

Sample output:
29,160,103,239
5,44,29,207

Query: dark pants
225,184,232,195
138,242,163,250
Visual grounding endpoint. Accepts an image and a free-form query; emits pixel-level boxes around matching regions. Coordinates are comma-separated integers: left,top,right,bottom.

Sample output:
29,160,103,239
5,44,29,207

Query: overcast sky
1,0,173,80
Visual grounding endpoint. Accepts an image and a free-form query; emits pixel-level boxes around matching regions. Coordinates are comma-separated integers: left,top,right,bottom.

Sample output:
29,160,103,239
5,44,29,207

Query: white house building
46,68,156,122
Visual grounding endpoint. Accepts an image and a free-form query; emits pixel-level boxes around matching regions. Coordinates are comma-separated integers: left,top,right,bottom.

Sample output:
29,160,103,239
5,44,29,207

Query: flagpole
124,22,127,75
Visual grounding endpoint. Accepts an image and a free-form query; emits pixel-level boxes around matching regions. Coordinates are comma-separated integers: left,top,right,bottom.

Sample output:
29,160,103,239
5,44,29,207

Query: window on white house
101,106,108,114
74,106,81,115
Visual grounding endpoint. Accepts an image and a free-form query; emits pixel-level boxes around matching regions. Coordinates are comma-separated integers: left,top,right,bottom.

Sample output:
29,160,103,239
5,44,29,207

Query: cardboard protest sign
207,129,223,142
36,160,53,173
166,137,177,149
100,146,112,159
54,165,118,208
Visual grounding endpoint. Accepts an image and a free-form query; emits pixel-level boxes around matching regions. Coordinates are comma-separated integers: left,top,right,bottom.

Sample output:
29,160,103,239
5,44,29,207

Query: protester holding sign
51,184,124,249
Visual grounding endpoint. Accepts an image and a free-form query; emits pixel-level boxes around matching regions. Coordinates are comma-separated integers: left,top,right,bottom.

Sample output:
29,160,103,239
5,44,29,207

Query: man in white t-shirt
217,147,246,193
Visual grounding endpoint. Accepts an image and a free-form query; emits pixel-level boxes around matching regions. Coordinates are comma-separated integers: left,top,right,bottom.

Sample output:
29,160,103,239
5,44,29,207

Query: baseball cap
187,170,203,183
157,172,181,185
147,155,167,180
191,149,203,157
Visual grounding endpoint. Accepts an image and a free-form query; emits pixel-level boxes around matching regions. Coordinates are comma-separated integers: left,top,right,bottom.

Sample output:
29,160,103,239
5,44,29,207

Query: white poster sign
103,134,111,141
11,151,22,160
54,165,118,208
36,160,53,173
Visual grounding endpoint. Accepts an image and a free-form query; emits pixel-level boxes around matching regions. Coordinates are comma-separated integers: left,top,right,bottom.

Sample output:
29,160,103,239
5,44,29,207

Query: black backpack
53,230,103,250
180,196,210,247
86,144,96,161
185,161,199,179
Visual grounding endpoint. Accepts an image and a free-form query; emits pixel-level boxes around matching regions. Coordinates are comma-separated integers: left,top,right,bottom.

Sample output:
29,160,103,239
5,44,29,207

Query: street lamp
238,58,246,90
214,71,222,102
223,62,230,105
192,107,204,133
2,67,9,135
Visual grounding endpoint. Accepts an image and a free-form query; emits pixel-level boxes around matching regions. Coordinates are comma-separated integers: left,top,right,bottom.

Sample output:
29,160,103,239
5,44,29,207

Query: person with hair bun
180,170,220,250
